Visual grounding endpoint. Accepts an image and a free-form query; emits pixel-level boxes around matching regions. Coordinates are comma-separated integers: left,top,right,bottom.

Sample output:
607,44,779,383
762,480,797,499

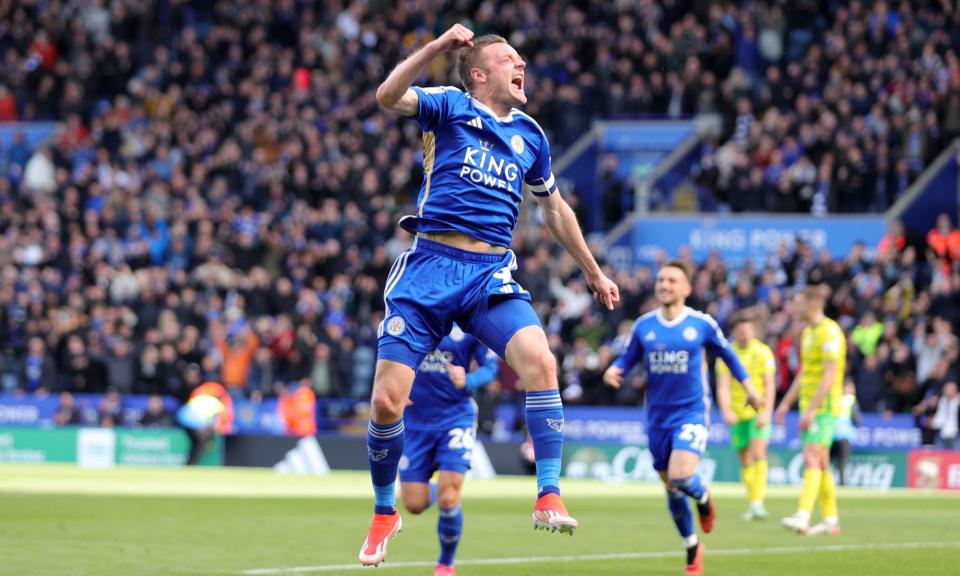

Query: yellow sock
741,463,757,503
798,468,823,515
755,459,768,504
820,469,839,520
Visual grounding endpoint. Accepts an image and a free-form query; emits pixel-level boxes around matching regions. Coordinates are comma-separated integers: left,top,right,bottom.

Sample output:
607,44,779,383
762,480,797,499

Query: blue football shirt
399,86,558,248
405,325,499,431
612,307,750,429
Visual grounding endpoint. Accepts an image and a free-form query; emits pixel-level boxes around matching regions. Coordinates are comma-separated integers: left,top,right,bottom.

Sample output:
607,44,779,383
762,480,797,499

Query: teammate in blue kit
604,260,763,576
361,24,619,566
399,325,499,576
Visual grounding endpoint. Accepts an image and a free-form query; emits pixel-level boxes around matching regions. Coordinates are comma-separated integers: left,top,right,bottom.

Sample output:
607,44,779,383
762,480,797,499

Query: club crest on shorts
398,455,409,471
511,134,525,154
368,447,389,462
546,418,565,433
386,316,406,336
683,326,698,341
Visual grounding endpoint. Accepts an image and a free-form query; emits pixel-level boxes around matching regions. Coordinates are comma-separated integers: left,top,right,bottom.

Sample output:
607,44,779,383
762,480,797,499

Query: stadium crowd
0,1,959,445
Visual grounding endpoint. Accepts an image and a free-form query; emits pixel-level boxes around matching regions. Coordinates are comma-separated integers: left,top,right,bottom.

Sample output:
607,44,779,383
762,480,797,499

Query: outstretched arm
536,191,619,310
706,324,763,409
375,24,474,116
604,324,642,389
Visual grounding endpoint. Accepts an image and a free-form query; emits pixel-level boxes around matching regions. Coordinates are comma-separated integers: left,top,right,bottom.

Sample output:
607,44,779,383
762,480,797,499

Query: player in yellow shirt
775,285,845,535
716,309,777,521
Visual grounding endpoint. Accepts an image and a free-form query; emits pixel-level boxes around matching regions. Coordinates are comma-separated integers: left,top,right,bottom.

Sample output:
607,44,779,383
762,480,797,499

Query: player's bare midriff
416,231,508,254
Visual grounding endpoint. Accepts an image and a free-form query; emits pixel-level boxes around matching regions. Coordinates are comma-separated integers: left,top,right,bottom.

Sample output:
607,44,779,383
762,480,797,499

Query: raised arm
375,24,475,116
535,191,619,310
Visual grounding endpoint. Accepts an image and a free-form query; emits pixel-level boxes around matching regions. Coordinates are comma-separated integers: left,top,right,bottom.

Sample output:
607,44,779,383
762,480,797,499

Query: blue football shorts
377,237,541,369
398,424,477,482
648,413,709,472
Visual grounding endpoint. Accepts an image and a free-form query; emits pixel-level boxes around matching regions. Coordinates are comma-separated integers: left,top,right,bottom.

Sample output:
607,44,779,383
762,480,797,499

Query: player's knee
520,347,557,390
802,448,822,469
668,476,694,491
370,379,406,421
370,390,403,421
438,486,461,509
402,497,429,515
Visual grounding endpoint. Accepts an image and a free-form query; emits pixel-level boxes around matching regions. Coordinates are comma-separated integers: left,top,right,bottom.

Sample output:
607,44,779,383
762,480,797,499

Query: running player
399,325,499,576
361,24,619,566
776,285,845,535
603,260,763,576
715,309,777,521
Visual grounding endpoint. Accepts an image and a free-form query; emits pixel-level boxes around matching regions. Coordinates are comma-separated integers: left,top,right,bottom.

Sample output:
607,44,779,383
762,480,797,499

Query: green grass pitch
1,464,957,575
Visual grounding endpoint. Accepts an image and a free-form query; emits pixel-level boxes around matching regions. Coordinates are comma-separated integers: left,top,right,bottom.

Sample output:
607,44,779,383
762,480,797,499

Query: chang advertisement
563,443,907,488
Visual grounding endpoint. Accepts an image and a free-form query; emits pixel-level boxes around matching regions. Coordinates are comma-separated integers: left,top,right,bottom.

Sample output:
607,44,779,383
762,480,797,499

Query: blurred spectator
139,395,174,427
851,312,883,357
53,392,82,426
309,343,336,398
0,84,17,121
278,379,317,437
926,213,960,273
932,381,959,449
18,337,57,394
97,389,122,428
856,352,887,413
105,339,137,395
22,147,55,195
214,325,260,395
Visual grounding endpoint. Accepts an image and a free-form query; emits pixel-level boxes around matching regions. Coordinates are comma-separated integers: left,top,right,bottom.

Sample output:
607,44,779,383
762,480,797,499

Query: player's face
793,293,821,322
655,266,690,306
732,322,753,344
479,42,527,106
793,294,808,322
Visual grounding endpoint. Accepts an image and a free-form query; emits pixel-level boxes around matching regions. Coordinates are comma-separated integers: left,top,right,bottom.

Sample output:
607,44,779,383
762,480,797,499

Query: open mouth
511,75,524,90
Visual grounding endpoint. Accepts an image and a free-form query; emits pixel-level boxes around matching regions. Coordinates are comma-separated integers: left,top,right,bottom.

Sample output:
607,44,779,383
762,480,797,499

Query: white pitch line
238,541,960,575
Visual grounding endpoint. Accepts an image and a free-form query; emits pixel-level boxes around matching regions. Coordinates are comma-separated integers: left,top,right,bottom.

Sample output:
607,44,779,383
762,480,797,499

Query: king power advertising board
606,215,886,269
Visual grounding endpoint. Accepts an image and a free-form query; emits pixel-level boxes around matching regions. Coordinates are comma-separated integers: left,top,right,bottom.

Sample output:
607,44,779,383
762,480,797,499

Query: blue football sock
367,419,404,515
437,505,463,566
670,474,707,503
667,489,696,541
525,389,564,498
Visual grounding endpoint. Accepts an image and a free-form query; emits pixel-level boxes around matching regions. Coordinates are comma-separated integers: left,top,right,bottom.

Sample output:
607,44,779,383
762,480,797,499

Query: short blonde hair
457,35,508,91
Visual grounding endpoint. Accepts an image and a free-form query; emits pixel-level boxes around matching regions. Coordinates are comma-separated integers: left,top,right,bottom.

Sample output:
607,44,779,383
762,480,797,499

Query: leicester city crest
386,316,406,336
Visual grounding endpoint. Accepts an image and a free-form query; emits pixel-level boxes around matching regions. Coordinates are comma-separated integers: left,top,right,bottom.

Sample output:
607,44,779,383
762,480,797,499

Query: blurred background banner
0,393,179,427
0,426,222,466
607,215,887,268
563,442,907,489
533,405,921,451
